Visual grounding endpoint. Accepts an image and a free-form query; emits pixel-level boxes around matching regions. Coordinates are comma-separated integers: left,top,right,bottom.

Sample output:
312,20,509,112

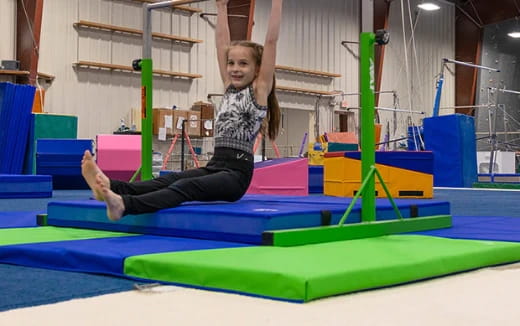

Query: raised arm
255,0,283,98
216,0,231,85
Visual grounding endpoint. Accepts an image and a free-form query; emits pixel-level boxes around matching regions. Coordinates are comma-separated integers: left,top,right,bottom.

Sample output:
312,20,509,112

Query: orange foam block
247,158,308,196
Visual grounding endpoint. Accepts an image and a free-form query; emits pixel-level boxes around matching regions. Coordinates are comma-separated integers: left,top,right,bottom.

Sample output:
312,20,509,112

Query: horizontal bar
339,106,424,114
332,90,396,96
341,40,359,45
262,215,452,247
200,12,248,18
443,58,500,72
439,105,492,109
493,87,520,95
148,0,208,10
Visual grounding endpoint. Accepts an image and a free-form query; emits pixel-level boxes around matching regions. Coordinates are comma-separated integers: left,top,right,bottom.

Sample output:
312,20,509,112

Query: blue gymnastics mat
0,211,41,228
0,174,52,198
46,195,450,244
0,229,249,276
412,215,520,242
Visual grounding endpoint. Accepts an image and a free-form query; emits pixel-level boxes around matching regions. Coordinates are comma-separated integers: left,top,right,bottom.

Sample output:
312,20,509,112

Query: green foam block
0,226,136,246
124,235,520,302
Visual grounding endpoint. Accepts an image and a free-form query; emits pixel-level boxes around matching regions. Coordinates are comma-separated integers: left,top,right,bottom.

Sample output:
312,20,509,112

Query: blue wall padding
46,196,450,244
308,166,323,193
0,235,249,276
423,114,477,187
36,139,92,189
343,151,433,174
0,83,36,174
412,216,520,242
0,174,52,198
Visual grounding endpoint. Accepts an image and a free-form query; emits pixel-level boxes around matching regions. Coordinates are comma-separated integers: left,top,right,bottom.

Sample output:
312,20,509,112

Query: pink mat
96,134,141,181
247,158,308,196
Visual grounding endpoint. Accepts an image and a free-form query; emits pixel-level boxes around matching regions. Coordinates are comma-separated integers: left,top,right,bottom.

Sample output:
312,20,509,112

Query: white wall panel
379,0,455,145
0,0,16,61
39,0,222,139
253,0,360,149
36,0,455,153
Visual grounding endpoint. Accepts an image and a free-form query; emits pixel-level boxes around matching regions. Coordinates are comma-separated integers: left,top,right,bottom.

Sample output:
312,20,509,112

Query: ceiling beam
16,0,44,85
228,0,255,41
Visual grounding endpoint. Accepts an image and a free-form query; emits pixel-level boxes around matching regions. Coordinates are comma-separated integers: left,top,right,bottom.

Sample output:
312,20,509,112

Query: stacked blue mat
0,82,36,174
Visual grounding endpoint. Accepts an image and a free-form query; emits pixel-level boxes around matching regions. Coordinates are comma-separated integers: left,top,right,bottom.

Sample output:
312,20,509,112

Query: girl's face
226,46,259,88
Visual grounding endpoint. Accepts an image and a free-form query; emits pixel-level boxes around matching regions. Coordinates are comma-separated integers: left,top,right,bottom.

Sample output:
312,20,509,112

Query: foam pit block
36,139,92,189
96,134,141,182
247,158,308,196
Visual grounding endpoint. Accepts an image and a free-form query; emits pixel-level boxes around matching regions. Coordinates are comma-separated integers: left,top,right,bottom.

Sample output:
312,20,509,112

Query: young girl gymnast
82,0,283,221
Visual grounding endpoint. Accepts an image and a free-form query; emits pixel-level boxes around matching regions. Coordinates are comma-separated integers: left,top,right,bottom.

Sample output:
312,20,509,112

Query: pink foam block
247,158,309,196
96,134,141,181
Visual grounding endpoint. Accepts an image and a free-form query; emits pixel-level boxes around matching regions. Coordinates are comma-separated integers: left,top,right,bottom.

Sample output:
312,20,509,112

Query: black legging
109,147,254,215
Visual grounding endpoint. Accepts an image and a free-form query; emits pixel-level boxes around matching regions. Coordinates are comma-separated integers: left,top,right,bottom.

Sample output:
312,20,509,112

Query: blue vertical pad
424,114,477,187
0,83,36,174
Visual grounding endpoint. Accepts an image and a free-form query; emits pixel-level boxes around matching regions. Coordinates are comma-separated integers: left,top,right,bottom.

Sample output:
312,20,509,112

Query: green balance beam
262,215,452,247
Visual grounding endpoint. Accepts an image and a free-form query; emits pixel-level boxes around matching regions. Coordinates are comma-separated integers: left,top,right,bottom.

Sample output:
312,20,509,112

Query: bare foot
81,150,110,200
96,174,125,221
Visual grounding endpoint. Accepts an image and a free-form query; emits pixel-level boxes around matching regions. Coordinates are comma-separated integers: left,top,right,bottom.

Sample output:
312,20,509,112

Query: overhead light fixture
418,2,441,11
509,32,520,38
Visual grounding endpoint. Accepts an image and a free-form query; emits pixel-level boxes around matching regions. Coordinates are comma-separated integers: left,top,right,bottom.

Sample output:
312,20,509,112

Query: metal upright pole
140,0,208,180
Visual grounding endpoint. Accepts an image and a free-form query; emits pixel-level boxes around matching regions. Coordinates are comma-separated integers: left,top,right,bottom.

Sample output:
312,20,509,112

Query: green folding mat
124,235,520,302
0,226,136,246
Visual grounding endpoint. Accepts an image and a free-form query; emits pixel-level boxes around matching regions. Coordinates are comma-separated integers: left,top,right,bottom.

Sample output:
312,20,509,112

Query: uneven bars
443,58,500,72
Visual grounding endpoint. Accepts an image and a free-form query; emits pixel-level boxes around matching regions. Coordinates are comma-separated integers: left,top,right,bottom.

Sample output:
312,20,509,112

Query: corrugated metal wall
253,0,360,153
475,18,520,152
22,0,454,154
0,0,16,61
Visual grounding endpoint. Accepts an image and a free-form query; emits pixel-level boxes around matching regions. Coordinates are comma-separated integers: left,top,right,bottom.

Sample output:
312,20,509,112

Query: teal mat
124,235,520,302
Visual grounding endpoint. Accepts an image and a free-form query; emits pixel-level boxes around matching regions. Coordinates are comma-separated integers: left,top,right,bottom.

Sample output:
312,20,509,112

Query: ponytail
266,75,280,141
